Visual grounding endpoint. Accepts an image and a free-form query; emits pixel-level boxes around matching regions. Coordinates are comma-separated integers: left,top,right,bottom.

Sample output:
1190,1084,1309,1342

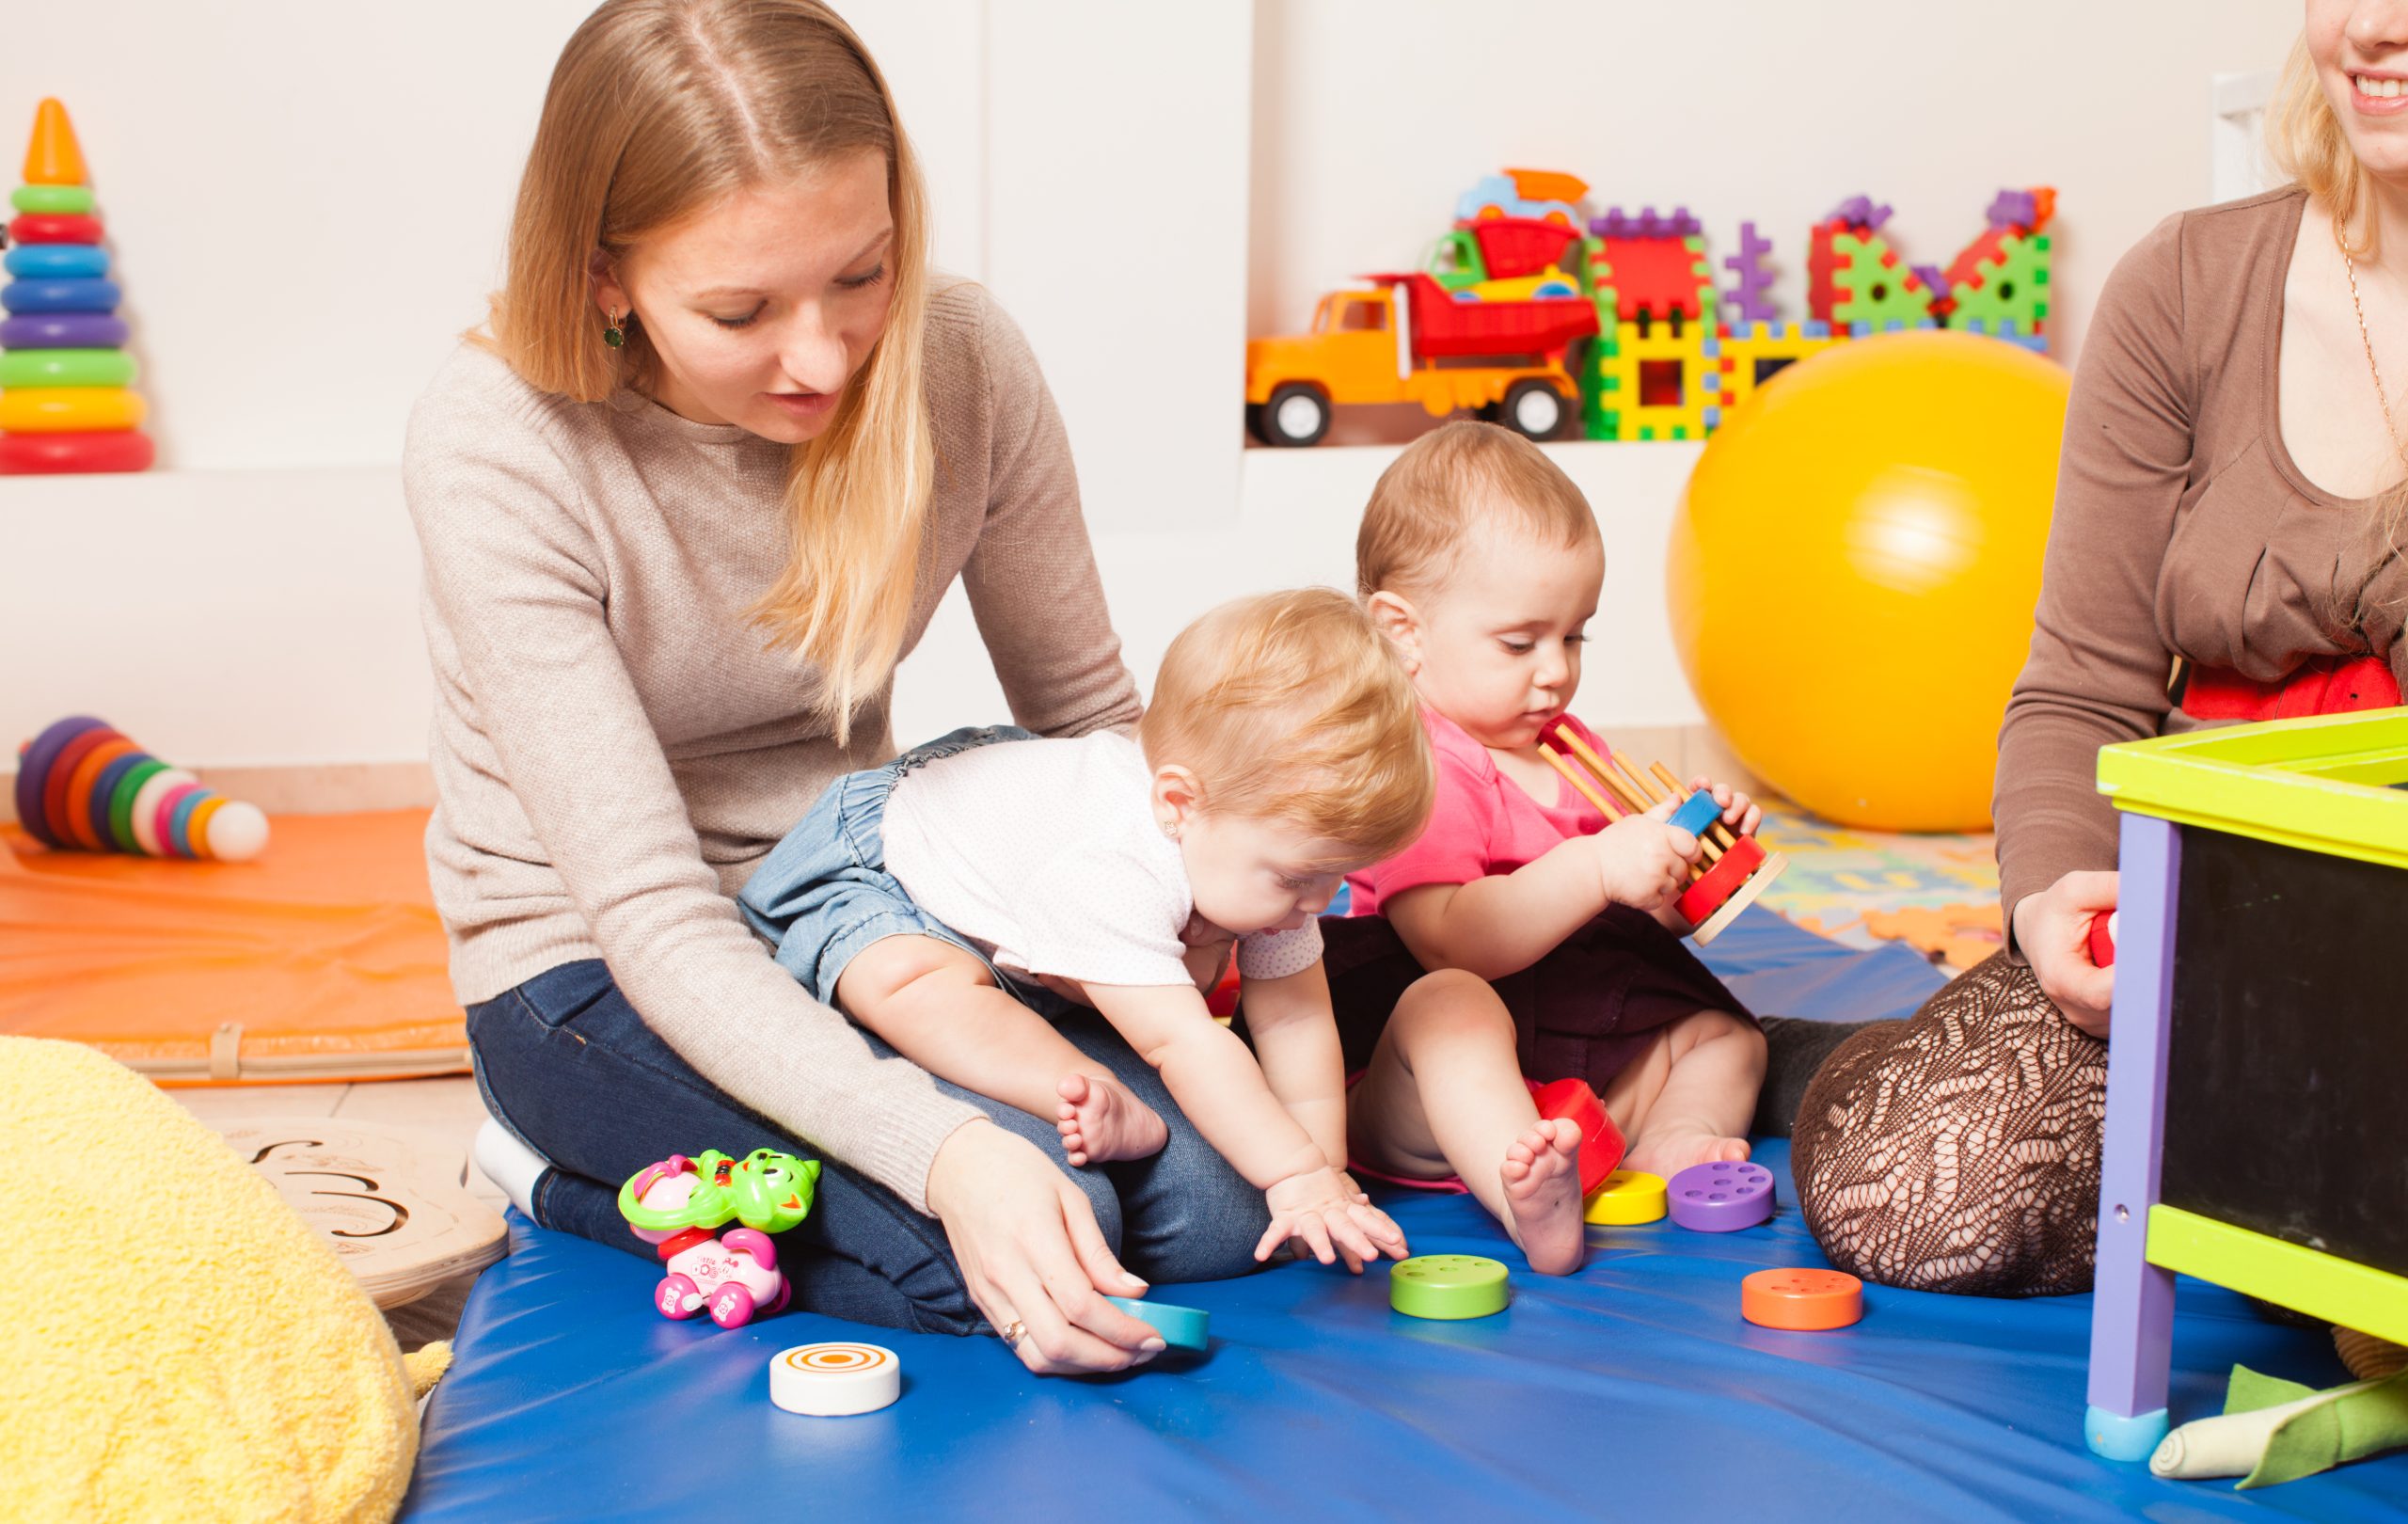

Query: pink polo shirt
1347,709,1613,916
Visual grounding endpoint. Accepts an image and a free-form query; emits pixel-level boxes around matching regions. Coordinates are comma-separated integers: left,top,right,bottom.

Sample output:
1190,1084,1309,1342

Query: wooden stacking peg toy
11,715,270,861
1535,718,1785,945
0,99,156,475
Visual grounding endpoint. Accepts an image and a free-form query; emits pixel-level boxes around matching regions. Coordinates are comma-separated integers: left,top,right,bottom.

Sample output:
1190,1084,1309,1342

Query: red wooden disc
7,213,103,245
0,431,154,474
1676,833,1766,925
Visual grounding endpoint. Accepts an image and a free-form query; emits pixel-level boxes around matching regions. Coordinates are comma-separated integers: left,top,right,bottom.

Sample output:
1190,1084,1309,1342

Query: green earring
603,308,626,349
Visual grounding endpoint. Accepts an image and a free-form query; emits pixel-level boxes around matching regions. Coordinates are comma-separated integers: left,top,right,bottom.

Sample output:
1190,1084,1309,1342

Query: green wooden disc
1388,1254,1510,1321
0,350,136,389
106,759,170,852
10,184,95,214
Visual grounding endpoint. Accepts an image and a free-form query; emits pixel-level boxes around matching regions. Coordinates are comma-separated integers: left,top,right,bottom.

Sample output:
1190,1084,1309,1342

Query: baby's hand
1684,773,1763,838
1257,1166,1409,1272
1587,810,1699,912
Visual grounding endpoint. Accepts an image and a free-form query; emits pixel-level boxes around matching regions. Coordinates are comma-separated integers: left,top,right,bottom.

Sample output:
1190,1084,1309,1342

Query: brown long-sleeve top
402,280,1140,1213
1996,187,2408,927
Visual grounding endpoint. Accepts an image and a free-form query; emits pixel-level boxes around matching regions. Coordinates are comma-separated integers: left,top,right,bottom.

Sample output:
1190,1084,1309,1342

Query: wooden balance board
211,1116,509,1309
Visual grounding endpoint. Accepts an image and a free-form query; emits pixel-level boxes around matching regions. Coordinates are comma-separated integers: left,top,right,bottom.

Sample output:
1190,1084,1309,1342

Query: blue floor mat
1692,902,1949,1023
403,912,2405,1520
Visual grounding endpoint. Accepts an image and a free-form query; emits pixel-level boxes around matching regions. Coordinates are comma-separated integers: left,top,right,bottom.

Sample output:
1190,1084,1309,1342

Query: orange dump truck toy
1244,270,1598,447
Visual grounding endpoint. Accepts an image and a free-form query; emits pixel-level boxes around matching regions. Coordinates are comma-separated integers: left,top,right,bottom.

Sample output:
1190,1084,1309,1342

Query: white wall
0,0,2302,775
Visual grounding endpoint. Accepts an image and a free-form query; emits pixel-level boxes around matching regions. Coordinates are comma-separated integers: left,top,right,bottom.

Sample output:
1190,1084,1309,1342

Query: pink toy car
618,1149,819,1329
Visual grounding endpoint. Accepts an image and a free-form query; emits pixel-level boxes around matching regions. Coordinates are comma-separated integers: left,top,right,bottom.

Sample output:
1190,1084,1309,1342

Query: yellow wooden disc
1583,1168,1669,1225
0,387,146,433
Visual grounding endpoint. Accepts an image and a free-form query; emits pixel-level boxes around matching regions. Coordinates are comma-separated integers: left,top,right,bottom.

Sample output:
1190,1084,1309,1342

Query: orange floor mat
0,809,467,1084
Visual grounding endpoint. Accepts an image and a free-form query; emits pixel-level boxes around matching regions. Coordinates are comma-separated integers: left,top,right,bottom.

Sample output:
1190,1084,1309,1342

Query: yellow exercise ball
1669,330,2070,832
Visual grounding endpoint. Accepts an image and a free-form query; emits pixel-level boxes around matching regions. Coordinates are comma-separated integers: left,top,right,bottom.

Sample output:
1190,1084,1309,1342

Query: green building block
1686,234,1719,325
1828,231,1938,327
1946,230,2052,334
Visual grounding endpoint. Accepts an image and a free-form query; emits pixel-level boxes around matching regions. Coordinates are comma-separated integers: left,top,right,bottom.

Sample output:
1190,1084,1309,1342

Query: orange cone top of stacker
23,99,87,187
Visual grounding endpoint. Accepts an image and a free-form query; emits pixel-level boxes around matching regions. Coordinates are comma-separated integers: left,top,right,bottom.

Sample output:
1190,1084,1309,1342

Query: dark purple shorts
1311,909,1755,1093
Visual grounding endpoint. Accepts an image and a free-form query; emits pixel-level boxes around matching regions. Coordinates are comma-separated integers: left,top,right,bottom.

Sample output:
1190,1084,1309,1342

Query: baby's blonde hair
1140,589,1433,866
1355,420,1600,599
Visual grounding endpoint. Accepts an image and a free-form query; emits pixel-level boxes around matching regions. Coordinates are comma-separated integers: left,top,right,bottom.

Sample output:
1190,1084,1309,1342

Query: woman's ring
1001,1318,1027,1346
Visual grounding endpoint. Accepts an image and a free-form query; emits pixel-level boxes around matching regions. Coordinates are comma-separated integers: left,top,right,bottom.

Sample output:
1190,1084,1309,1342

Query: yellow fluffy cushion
0,1037,420,1523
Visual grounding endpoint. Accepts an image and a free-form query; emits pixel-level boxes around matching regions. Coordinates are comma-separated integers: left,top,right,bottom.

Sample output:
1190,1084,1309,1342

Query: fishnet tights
1791,952,2107,1296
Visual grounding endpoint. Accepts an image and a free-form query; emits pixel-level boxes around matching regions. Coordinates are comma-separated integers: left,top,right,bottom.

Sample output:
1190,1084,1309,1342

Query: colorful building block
1699,321,1843,421
1941,187,2054,339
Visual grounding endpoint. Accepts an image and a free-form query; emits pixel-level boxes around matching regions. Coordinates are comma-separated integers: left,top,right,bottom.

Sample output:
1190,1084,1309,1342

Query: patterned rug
1748,798,2002,974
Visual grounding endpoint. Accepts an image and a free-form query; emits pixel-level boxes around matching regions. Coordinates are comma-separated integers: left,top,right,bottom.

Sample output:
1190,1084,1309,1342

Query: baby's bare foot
1499,1117,1587,1276
1624,1126,1751,1179
1055,1072,1168,1166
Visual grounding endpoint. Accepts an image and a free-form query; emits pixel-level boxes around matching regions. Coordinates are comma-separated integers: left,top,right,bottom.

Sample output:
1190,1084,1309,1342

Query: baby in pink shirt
1339,421,1767,1275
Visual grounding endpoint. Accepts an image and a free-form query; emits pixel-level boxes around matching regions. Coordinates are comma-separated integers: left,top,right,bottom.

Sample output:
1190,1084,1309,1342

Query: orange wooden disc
61,737,138,849
1741,1267,1863,1331
183,796,229,859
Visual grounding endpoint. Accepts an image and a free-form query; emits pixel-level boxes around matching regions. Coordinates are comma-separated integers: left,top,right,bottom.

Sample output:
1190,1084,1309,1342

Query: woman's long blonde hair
487,0,934,742
2267,32,2408,621
2268,35,2374,254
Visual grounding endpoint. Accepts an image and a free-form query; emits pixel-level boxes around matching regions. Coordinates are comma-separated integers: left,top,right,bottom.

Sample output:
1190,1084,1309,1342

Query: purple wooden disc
0,311,128,349
1666,1160,1776,1232
11,715,106,849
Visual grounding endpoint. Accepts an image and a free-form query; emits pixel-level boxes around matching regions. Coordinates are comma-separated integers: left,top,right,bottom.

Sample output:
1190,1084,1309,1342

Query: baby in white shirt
740,588,1434,1270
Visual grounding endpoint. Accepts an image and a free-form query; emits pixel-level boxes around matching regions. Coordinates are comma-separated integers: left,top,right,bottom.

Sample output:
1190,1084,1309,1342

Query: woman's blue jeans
467,958,1271,1337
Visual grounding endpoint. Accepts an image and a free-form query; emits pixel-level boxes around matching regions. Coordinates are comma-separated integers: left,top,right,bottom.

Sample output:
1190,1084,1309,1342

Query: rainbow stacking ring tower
0,99,155,475
11,715,270,862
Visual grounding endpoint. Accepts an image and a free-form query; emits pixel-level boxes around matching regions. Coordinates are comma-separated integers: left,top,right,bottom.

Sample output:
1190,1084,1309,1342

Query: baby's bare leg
837,935,1165,1164
1347,971,1586,1274
1608,1008,1766,1178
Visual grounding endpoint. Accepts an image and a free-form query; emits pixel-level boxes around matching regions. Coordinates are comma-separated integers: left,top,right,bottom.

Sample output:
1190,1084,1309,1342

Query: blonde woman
405,0,1262,1374
1791,0,2408,1295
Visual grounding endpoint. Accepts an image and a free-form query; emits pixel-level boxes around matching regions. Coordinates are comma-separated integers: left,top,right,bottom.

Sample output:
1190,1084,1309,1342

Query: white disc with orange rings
769,1341,902,1416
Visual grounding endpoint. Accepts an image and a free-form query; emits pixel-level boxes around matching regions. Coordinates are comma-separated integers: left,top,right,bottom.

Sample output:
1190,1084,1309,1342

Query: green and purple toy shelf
2085,706,2408,1460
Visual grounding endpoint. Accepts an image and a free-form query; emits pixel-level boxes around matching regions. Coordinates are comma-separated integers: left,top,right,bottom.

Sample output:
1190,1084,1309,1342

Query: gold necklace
2340,244,2408,474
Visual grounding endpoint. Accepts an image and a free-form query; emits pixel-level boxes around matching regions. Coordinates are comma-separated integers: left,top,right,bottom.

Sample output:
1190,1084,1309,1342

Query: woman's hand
925,1119,1167,1374
2011,869,2119,1038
